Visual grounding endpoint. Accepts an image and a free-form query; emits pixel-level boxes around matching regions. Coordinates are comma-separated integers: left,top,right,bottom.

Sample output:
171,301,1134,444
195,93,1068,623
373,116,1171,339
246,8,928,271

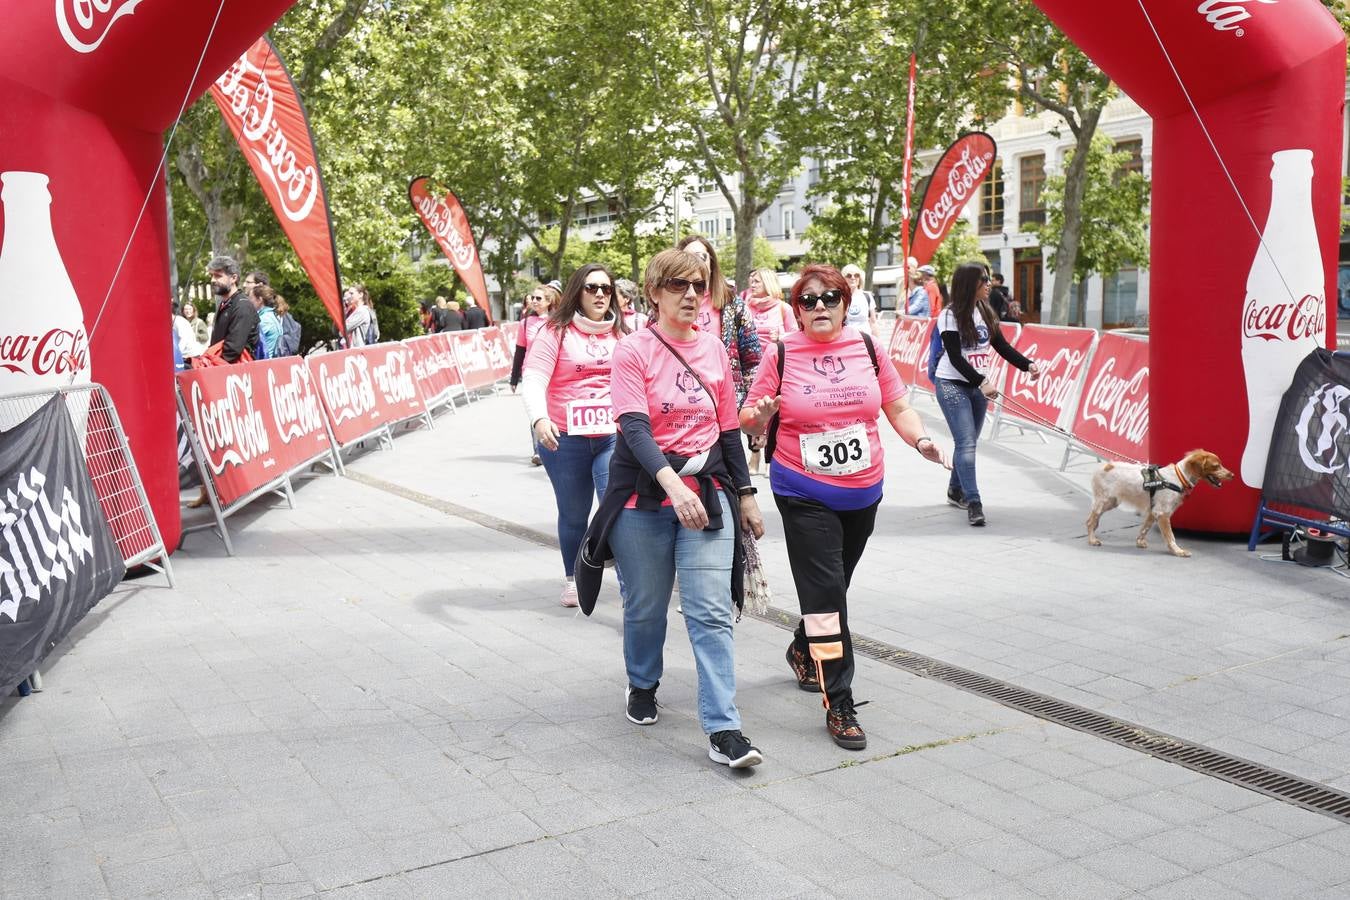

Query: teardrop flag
910,132,997,266
408,177,492,322
209,37,345,336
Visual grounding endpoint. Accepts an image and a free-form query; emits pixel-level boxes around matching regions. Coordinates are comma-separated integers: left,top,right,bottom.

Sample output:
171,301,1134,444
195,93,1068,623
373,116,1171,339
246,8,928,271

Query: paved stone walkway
2,384,1348,898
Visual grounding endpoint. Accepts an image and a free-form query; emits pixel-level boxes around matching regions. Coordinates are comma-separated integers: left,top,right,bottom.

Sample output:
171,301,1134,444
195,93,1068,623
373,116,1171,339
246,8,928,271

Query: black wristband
914,436,932,453
737,486,758,496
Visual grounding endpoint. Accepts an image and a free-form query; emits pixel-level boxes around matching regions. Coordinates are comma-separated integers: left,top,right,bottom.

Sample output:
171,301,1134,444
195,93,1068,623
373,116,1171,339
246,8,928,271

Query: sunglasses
796,290,844,310
662,277,708,295
584,283,612,296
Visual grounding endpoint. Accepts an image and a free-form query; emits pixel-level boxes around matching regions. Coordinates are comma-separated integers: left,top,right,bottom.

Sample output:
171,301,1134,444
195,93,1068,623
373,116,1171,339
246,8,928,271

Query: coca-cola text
1196,0,1277,36
1242,292,1325,342
57,0,142,54
0,328,89,376
919,143,994,240
189,376,271,475
1080,357,1149,443
318,355,377,424
267,365,325,442
414,194,477,270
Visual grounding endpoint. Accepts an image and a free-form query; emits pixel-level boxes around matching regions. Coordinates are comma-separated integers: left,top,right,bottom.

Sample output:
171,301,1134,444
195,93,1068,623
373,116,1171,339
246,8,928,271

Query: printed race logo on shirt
674,370,705,404
583,336,612,364
812,355,847,385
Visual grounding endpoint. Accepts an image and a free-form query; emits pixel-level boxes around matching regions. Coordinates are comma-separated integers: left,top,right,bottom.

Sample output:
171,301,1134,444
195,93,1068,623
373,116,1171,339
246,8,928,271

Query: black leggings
774,493,880,709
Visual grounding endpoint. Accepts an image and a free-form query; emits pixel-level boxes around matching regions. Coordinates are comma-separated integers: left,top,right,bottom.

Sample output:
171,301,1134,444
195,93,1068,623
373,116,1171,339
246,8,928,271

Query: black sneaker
625,683,659,725
968,501,986,527
946,486,968,509
708,730,763,769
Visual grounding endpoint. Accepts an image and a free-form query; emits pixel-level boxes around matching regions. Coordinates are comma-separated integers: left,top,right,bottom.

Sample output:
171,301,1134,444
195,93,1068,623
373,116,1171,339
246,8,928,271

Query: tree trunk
1075,278,1089,327
863,181,891,292
1046,106,1102,326
733,201,757,291
547,198,577,281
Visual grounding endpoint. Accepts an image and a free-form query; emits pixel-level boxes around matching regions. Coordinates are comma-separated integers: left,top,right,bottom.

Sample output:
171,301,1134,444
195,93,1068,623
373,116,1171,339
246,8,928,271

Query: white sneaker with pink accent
560,580,579,608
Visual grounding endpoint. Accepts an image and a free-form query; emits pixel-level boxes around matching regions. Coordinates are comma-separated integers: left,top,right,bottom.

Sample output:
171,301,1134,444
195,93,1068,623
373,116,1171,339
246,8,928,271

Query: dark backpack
764,332,881,462
926,321,944,381
279,315,302,356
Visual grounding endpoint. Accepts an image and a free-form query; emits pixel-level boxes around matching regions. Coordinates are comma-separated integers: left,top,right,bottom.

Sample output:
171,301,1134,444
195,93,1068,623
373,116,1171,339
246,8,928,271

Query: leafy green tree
802,202,868,270
929,219,985,287
715,234,783,273
1031,133,1150,326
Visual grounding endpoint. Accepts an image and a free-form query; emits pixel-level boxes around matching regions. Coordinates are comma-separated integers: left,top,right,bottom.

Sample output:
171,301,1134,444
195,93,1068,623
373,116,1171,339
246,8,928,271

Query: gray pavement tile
191,836,290,883
1027,860,1136,900
900,849,1002,898
293,844,397,893
378,827,472,873
955,833,1065,878
1253,838,1350,887
1076,845,1193,891
102,850,203,898
319,875,415,899
1201,855,1324,899
404,855,516,898
1142,874,1245,899
702,861,815,899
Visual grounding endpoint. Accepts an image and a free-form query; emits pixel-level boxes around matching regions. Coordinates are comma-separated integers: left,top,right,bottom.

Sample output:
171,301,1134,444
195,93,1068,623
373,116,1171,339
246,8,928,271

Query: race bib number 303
566,399,616,436
800,423,871,476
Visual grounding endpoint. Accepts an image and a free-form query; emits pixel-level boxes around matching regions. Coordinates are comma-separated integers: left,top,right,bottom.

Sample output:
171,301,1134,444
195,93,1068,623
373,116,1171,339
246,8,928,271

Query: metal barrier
0,384,173,586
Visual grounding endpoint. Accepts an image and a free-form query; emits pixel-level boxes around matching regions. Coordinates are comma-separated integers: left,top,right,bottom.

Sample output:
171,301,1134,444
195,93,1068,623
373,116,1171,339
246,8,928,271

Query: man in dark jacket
441,300,467,332
990,272,1017,322
207,255,260,362
463,300,488,329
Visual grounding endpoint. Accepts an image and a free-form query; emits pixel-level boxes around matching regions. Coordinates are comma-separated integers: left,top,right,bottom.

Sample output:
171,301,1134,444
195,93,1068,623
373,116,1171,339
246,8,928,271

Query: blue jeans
935,378,989,504
609,492,740,734
538,432,615,577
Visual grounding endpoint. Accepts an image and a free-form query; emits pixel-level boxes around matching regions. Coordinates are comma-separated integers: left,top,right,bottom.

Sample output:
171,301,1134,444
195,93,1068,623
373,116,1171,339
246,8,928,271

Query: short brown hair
676,235,730,309
643,249,708,311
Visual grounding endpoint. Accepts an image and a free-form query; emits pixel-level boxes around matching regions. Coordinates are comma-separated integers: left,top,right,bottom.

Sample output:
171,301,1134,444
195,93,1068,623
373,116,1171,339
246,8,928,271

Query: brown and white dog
1086,449,1235,557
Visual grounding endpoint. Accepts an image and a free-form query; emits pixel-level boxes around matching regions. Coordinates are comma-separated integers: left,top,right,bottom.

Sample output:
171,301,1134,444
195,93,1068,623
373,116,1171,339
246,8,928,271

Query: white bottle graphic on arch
1239,149,1327,488
0,171,91,427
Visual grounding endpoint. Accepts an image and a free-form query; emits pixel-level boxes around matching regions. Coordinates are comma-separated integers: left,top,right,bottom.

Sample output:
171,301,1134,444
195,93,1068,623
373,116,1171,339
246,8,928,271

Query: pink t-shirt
695,295,722,337
517,315,548,348
748,299,797,345
523,322,620,431
744,327,907,490
622,310,648,332
611,326,739,503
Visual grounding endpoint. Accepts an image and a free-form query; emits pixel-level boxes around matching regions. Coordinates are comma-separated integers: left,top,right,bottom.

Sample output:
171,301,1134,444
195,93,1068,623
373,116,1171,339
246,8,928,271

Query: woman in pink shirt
676,235,761,409
576,248,765,770
511,282,560,465
521,265,629,607
744,267,795,476
741,264,948,751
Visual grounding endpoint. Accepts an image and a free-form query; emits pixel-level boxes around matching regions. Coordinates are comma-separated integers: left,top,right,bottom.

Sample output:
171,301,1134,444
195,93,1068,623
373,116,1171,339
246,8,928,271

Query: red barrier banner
449,330,497,391
210,38,345,336
887,315,933,389
408,177,492,321
177,357,332,509
482,327,513,382
1071,332,1149,462
910,133,997,265
1003,325,1097,430
499,322,521,348
982,322,1023,415
404,333,462,406
308,345,423,447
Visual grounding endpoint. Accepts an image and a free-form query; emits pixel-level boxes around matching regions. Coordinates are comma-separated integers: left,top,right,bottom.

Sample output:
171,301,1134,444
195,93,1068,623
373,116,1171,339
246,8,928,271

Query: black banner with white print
1262,348,1350,519
0,396,124,696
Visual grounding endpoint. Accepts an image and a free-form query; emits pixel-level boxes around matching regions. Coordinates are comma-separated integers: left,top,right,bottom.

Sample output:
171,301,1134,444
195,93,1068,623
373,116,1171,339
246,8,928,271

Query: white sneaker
560,580,579,608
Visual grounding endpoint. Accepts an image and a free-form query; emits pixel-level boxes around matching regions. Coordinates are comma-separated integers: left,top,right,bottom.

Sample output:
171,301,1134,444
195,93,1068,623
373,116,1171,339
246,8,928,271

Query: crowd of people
172,257,303,369
508,235,1046,771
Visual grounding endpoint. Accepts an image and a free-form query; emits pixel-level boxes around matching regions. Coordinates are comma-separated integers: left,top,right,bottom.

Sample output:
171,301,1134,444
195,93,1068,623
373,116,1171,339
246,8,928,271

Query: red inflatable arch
0,2,294,547
1032,0,1345,531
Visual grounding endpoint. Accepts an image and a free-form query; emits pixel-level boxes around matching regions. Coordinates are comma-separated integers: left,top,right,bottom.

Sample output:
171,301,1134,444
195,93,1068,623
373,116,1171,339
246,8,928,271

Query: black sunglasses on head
796,289,844,309
662,277,708,295
583,283,612,296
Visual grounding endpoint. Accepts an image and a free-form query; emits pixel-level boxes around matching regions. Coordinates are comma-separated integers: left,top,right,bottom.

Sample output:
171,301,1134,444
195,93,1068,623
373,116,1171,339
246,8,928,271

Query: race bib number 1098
567,399,616,436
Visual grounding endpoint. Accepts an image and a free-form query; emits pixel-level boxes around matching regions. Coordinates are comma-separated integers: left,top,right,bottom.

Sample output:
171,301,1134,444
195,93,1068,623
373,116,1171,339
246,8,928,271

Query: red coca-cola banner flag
450,330,499,391
308,346,424,447
177,357,333,509
910,133,997,266
403,333,463,406
910,318,941,394
1071,332,1149,462
887,315,933,389
210,38,345,336
1003,325,1097,431
982,322,1023,415
409,177,492,322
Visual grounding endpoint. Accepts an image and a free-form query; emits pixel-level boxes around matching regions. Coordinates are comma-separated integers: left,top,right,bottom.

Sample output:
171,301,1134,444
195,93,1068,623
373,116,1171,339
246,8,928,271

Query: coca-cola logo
266,364,325,443
1196,0,1276,36
415,194,477,270
1294,382,1350,475
920,143,994,241
372,350,418,405
891,321,928,368
1008,343,1087,411
455,334,490,373
1080,357,1150,444
485,334,511,371
215,55,319,223
318,355,377,423
0,328,89,377
1242,293,1326,342
189,376,271,476
57,0,142,54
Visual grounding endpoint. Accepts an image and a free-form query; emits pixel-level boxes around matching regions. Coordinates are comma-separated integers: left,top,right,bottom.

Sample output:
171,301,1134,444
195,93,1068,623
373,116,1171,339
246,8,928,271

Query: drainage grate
755,606,1350,823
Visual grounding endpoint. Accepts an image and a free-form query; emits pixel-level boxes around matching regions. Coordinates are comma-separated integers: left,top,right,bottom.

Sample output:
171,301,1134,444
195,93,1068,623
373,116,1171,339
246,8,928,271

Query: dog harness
1140,464,1190,506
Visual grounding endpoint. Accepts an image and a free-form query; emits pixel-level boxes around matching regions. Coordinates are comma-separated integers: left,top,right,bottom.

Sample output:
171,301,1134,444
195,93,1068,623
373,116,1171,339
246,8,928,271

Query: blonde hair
752,268,782,302
676,235,730,310
643,249,709,314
